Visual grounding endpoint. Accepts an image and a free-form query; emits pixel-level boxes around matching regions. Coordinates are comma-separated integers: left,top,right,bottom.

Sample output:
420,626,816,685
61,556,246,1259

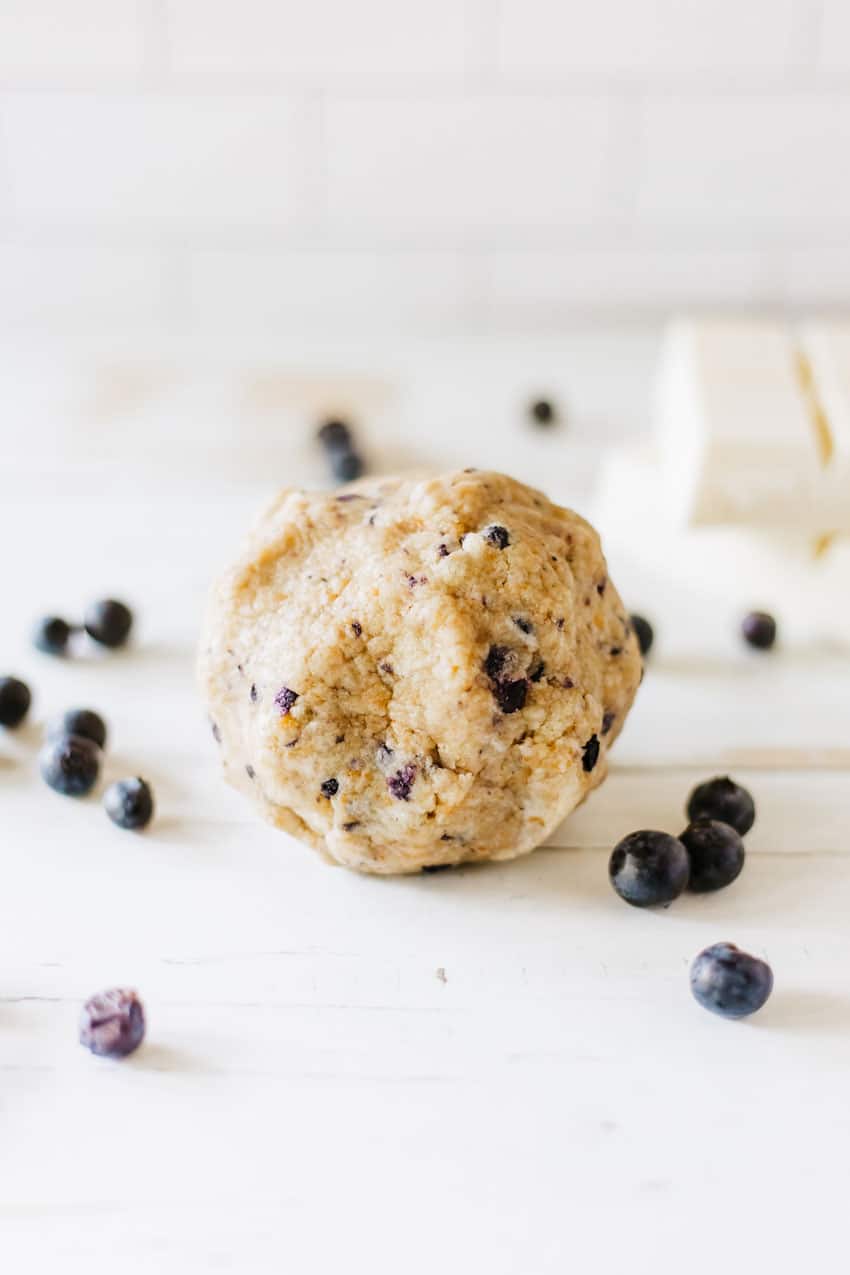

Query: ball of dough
199,470,642,874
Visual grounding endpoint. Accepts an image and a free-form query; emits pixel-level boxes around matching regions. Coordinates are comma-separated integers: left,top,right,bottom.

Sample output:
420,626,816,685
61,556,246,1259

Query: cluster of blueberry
33,597,133,657
608,775,773,1019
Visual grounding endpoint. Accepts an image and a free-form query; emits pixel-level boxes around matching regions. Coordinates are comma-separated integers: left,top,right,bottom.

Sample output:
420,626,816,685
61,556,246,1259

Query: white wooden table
2,333,849,1274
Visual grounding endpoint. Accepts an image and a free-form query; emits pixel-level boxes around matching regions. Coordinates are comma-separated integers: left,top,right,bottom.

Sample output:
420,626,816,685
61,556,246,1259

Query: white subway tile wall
0,0,844,332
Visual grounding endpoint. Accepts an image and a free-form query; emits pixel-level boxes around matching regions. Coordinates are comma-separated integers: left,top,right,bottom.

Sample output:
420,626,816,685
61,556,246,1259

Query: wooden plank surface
1,340,849,1274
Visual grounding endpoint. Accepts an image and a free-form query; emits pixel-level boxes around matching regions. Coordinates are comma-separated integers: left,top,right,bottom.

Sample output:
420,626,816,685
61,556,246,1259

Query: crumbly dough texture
199,470,642,874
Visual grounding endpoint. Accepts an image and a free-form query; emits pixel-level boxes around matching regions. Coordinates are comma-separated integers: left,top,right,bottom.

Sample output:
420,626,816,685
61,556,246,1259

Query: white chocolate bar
655,319,850,533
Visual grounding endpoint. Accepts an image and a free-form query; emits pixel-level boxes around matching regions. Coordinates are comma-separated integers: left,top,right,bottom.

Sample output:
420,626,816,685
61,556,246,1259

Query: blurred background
1,0,848,339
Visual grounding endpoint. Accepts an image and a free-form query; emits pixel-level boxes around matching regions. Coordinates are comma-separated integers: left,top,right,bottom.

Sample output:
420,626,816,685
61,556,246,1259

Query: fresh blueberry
104,777,154,830
741,610,777,651
330,449,364,483
483,525,510,549
690,943,773,1019
84,599,133,648
629,614,654,657
0,676,31,728
79,988,146,1057
529,398,557,426
39,733,101,797
609,830,690,907
686,775,755,836
320,778,339,798
317,419,353,453
680,818,745,893
33,615,73,656
47,708,107,750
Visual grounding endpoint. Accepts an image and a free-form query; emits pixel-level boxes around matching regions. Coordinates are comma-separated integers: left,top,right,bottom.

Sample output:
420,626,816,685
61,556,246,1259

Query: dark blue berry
741,610,777,650
84,599,133,648
317,419,353,453
629,614,654,656
320,778,339,798
680,819,745,893
483,525,510,549
79,987,145,1057
274,686,299,715
40,733,101,797
104,777,154,830
686,775,755,836
493,678,528,713
0,676,31,727
33,615,72,656
582,734,600,772
48,708,107,750
330,449,364,483
387,764,416,801
609,830,690,908
529,398,556,426
690,943,773,1019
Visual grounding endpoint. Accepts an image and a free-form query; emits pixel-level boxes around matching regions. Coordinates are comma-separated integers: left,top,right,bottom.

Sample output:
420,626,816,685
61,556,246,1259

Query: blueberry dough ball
199,470,643,874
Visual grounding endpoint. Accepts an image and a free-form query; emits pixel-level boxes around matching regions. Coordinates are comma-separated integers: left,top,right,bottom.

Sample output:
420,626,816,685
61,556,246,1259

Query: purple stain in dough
274,686,299,716
483,524,510,549
342,821,360,832
387,764,417,801
336,493,363,502
250,683,258,702
320,778,339,798
582,735,600,772
351,621,362,637
602,711,616,735
562,677,574,689
379,661,394,675
407,574,428,587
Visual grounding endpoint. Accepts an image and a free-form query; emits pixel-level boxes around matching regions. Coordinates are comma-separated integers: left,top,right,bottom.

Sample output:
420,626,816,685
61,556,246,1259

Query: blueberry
529,398,557,426
47,708,107,750
33,615,73,656
330,449,364,483
320,778,339,798
84,599,133,648
387,764,417,801
104,777,154,830
274,686,299,715
483,525,510,549
317,419,353,453
686,775,755,836
493,678,528,714
0,676,31,728
39,733,101,797
741,610,777,651
609,830,690,908
629,614,654,657
582,734,600,772
690,943,773,1019
79,987,146,1057
680,818,745,893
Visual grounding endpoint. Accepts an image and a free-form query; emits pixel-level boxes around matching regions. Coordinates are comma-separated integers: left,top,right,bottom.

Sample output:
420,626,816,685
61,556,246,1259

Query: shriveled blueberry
582,734,600,772
351,621,362,637
680,818,745,893
686,775,755,836
529,398,556,426
274,686,299,716
79,987,145,1057
330,449,364,483
485,645,510,681
609,830,690,908
493,678,528,714
104,777,154,830
690,943,773,1019
0,676,31,728
320,778,339,798
388,764,416,801
40,734,100,797
741,610,777,651
483,525,510,549
47,708,107,750
629,614,654,657
317,419,352,453
84,599,133,648
33,615,72,656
